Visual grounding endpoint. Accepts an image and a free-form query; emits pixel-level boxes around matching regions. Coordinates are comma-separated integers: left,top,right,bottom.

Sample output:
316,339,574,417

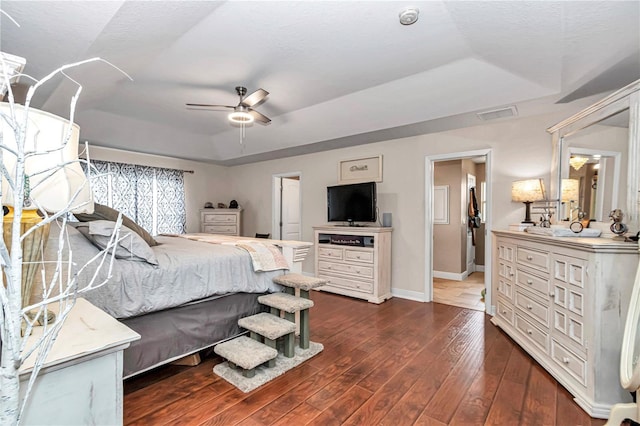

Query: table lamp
511,179,545,224
0,102,94,312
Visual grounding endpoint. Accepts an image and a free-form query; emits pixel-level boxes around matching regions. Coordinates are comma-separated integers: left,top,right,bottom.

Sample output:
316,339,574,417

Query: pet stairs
213,273,326,377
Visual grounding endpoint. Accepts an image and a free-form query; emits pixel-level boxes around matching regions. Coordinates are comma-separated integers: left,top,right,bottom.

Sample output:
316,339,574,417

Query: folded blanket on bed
174,234,290,272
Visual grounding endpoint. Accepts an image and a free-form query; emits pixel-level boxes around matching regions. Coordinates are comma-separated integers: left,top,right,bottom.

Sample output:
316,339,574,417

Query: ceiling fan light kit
228,109,255,124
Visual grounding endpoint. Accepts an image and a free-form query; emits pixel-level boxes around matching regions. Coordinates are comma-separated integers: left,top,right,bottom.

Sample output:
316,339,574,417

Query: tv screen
327,182,377,223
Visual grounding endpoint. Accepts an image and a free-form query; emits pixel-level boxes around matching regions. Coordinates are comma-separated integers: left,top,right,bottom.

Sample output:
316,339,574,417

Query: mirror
559,110,627,222
549,80,640,234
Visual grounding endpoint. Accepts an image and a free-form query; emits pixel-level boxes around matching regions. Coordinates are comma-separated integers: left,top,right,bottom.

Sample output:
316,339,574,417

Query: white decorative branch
0,49,131,425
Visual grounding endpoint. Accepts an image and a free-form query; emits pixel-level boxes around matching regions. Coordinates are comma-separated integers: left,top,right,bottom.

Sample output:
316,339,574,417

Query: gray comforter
50,224,283,319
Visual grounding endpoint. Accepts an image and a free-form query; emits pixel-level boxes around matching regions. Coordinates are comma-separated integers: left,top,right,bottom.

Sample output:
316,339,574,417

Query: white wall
226,111,564,297
85,110,571,299
87,146,230,233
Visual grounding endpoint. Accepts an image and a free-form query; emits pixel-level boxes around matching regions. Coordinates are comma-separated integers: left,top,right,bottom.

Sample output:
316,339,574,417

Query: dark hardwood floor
124,291,608,425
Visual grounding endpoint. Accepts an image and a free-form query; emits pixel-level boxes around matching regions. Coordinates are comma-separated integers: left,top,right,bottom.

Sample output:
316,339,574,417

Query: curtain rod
82,156,195,174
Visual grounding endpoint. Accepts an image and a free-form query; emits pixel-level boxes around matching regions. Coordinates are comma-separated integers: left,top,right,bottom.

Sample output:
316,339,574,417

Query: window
83,160,186,235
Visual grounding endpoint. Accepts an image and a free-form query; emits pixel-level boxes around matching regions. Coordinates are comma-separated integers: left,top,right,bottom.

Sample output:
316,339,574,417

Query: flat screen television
327,181,377,224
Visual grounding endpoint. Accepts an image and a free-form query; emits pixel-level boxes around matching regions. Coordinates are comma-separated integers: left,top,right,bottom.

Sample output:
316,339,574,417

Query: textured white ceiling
1,1,638,165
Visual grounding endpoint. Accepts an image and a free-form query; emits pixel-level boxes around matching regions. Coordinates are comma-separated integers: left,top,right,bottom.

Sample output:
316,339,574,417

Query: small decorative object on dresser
313,225,392,304
200,208,243,236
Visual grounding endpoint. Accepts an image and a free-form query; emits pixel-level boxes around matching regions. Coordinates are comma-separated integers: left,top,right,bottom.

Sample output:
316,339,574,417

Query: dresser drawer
318,260,374,279
318,274,373,294
553,255,587,289
553,310,586,352
498,241,516,262
516,269,550,298
202,213,237,224
318,246,344,260
498,261,515,281
496,298,514,325
551,339,587,386
344,249,374,263
517,246,549,272
497,277,514,301
515,314,549,353
515,290,550,328
203,225,237,234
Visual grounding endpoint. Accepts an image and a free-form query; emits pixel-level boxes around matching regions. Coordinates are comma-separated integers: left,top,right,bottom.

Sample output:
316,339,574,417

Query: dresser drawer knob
526,304,532,310
549,292,555,298
526,279,533,285
527,255,533,260
502,310,507,315
510,272,514,276
527,329,533,335
562,357,570,364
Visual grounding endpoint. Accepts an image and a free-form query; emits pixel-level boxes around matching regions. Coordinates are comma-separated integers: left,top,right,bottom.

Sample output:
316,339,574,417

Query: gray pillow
74,220,159,265
74,203,158,247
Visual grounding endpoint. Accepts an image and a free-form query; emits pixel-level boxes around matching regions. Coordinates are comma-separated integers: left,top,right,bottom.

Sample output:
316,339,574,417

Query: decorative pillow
74,220,159,265
74,203,158,246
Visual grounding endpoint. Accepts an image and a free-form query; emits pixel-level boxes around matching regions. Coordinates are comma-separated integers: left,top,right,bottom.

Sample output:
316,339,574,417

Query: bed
44,220,312,378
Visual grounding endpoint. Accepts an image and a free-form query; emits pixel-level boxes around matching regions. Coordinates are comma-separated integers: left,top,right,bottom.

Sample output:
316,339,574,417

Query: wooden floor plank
521,363,558,425
123,291,607,426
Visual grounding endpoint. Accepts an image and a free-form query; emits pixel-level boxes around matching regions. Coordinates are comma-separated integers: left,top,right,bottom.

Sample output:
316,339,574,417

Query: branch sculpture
0,56,129,425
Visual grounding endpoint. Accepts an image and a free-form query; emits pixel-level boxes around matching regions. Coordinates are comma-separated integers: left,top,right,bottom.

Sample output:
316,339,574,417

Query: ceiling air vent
476,105,518,121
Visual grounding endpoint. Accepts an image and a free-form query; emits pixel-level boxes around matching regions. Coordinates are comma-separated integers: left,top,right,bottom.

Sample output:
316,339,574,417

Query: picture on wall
338,155,383,184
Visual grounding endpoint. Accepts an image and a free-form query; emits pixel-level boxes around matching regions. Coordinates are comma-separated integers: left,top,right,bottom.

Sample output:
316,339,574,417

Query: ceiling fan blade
240,88,269,107
249,109,271,124
185,103,234,111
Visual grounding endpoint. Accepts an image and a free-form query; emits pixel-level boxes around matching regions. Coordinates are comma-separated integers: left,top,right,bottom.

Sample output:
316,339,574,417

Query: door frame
424,149,494,315
272,171,302,240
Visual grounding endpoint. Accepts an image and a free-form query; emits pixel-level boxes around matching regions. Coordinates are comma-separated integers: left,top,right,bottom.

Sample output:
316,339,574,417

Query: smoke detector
399,7,419,25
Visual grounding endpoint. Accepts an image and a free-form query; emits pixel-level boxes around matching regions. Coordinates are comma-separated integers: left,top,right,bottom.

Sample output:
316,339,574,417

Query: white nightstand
19,298,140,425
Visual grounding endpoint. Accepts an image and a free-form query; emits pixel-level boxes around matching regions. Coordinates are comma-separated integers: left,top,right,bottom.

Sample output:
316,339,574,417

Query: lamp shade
0,102,94,214
561,178,580,202
511,179,545,202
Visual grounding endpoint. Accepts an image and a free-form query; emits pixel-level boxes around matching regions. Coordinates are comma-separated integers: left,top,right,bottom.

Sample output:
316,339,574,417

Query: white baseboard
475,265,485,272
391,288,426,302
433,270,466,281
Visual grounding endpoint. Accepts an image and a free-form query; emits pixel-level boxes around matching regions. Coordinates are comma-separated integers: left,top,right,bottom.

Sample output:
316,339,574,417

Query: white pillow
75,220,158,265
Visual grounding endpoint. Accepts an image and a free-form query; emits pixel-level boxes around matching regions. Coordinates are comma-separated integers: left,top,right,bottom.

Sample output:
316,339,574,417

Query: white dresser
313,226,392,304
200,208,242,236
492,230,639,418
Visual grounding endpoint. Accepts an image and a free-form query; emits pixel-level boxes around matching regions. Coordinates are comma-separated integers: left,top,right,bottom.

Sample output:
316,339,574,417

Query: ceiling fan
186,86,271,125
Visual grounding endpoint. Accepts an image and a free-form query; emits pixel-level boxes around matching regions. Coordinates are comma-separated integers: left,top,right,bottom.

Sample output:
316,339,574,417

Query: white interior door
281,177,301,240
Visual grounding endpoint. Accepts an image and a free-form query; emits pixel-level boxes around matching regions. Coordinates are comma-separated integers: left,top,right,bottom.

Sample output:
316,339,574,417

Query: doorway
425,150,493,314
272,173,302,240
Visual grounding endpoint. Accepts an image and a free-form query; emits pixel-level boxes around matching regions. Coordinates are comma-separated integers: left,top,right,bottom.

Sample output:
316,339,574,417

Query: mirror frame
548,79,640,233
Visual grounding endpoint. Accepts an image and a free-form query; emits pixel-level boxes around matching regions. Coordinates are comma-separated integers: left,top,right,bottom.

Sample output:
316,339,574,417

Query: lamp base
521,201,534,224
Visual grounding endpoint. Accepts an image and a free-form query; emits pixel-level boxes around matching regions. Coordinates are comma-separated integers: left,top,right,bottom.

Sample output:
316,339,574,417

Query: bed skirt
121,292,266,378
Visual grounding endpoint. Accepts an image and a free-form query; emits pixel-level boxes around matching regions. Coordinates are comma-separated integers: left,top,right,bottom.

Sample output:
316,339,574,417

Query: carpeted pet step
258,292,314,350
273,274,327,298
258,292,314,314
213,336,278,378
239,312,296,358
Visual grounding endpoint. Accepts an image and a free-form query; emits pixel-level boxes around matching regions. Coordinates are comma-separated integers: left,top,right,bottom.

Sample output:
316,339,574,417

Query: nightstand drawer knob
527,329,533,335
527,279,533,285
562,357,570,364
527,304,532,310
527,255,533,260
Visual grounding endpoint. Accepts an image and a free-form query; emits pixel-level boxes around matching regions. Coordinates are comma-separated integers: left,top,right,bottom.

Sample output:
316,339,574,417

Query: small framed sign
338,155,383,184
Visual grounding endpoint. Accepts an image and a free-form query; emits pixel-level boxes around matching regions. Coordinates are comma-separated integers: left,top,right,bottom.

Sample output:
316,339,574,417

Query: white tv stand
313,225,392,303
